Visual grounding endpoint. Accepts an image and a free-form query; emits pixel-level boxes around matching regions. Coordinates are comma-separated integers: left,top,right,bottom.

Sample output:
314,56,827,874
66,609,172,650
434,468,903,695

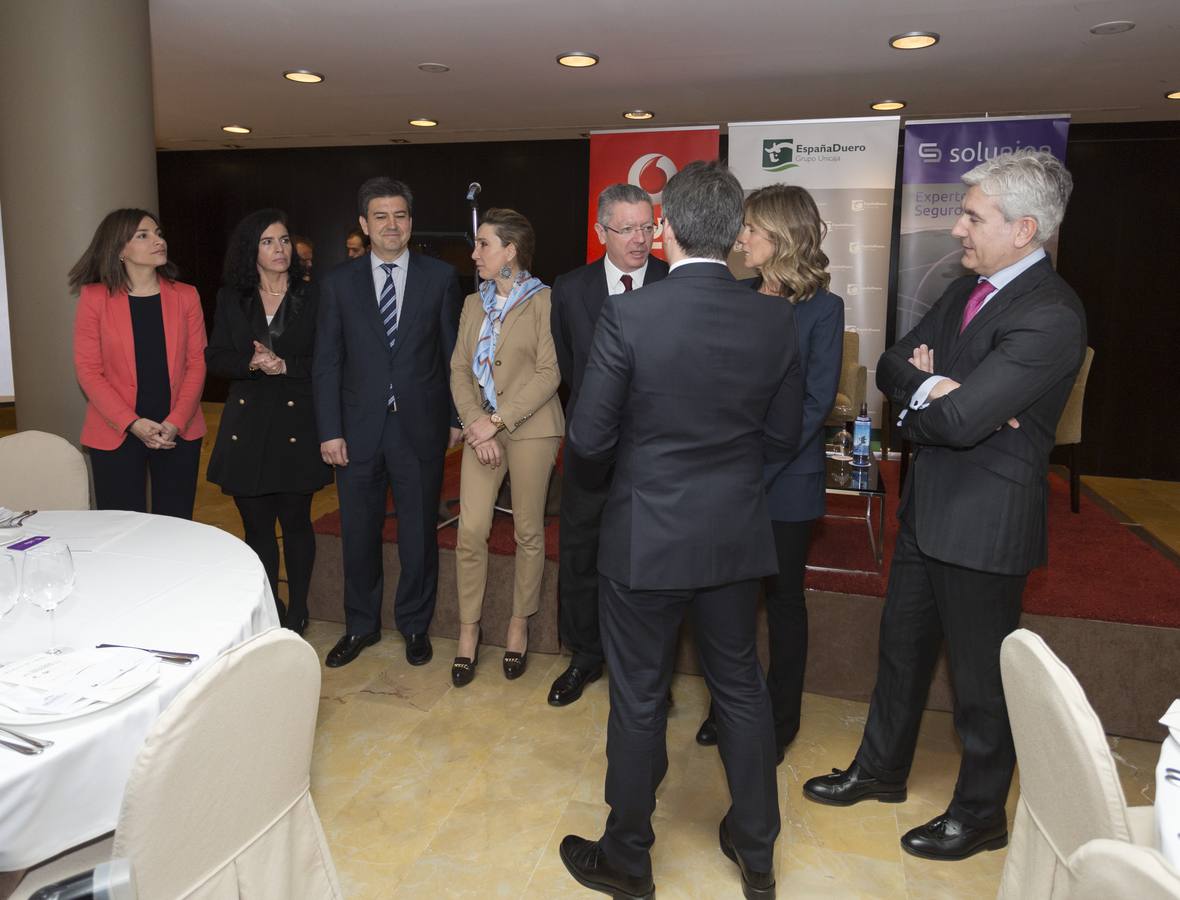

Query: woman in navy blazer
697,185,845,760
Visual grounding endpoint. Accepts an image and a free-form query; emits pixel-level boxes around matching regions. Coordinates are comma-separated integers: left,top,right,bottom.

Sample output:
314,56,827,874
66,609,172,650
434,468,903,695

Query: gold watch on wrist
489,413,505,431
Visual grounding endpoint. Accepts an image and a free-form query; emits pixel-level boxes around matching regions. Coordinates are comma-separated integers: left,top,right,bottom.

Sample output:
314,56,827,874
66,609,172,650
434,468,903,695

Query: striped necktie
379,263,399,407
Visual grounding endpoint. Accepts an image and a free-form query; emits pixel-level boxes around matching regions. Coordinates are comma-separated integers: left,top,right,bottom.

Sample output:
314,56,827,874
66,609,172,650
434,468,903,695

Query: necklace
260,277,287,297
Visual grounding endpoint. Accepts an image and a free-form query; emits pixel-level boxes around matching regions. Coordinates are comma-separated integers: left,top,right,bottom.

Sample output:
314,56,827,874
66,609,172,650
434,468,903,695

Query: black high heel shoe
502,620,529,680
452,626,481,687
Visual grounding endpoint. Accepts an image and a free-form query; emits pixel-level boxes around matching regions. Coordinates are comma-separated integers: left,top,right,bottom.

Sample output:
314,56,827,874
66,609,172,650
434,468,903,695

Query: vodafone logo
627,153,678,204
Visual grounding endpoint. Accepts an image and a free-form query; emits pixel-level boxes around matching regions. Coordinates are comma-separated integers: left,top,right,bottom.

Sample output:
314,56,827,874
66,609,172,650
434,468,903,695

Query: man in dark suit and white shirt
558,161,804,900
803,150,1086,861
548,183,669,707
313,177,463,668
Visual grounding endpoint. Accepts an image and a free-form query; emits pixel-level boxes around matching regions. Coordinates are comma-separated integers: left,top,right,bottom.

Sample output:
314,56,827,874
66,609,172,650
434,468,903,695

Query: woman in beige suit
450,208,564,686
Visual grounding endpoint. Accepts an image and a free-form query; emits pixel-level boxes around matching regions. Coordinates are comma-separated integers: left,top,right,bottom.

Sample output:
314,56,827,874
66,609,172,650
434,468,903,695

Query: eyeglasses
602,223,656,237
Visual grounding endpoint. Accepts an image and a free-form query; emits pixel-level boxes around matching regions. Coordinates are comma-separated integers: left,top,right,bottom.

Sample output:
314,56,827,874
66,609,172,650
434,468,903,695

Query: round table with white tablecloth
0,510,279,873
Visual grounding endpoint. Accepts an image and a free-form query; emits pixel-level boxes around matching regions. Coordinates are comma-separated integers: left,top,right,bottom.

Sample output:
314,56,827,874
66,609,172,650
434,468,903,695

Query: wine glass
23,541,75,653
0,554,18,619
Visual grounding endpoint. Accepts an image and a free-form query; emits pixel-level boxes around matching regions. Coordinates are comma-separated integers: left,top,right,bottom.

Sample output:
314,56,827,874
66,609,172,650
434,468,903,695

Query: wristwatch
490,413,505,430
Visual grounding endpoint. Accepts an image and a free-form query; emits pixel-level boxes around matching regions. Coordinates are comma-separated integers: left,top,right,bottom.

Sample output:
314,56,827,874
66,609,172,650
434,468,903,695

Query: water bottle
852,402,872,468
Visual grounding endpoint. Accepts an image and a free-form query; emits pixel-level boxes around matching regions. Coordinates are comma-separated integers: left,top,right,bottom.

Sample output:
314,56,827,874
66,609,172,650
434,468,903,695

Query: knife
95,643,199,665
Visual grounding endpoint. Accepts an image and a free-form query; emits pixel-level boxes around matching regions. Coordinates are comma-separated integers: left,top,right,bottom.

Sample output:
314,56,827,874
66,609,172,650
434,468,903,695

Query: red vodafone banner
585,126,720,263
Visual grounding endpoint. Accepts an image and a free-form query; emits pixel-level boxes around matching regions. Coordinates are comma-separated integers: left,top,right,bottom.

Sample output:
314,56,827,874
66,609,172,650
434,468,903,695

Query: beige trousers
455,434,560,623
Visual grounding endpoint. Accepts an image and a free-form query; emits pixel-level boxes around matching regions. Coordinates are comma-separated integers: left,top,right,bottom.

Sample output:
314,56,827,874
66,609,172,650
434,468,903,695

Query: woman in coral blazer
448,208,563,686
70,208,207,517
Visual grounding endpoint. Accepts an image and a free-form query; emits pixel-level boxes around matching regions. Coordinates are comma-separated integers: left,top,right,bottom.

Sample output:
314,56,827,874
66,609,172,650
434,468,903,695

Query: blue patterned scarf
472,272,545,411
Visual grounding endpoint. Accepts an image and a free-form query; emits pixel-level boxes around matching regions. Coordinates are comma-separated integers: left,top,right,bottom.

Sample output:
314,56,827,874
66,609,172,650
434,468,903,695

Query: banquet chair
997,629,1159,899
14,629,342,900
1054,346,1095,513
1064,838,1180,899
0,430,89,510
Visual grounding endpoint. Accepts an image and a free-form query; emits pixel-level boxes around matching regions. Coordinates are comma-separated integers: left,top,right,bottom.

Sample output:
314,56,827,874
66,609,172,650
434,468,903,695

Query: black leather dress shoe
559,835,654,900
284,614,309,637
802,760,907,806
502,649,527,680
325,631,380,668
901,813,1008,861
719,818,775,899
548,664,602,707
696,715,718,746
405,633,432,666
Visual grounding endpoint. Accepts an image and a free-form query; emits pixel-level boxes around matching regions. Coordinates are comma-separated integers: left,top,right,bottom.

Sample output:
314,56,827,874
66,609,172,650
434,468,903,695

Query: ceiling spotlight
1166,90,1180,101
408,117,438,127
283,69,324,84
871,100,907,111
417,63,451,73
557,52,599,68
1089,20,1135,35
622,110,654,120
889,31,939,50
221,124,252,134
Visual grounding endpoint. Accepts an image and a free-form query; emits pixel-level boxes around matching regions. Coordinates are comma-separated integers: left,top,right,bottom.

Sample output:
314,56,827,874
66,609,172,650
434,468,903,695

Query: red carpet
313,455,1180,629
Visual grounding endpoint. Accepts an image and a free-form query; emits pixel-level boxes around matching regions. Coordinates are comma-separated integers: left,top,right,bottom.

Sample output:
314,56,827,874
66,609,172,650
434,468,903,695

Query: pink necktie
620,274,633,292
959,279,993,333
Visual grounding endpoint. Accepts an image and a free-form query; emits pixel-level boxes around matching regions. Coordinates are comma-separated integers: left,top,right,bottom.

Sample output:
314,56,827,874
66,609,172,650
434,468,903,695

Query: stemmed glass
23,542,75,653
0,554,18,620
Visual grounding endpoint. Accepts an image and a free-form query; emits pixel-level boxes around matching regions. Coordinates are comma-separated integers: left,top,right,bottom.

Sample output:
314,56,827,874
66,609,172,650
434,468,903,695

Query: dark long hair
221,208,306,292
68,208,179,295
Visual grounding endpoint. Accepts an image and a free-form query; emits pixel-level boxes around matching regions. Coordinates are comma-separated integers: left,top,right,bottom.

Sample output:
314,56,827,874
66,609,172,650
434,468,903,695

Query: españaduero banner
728,116,900,424
896,114,1070,338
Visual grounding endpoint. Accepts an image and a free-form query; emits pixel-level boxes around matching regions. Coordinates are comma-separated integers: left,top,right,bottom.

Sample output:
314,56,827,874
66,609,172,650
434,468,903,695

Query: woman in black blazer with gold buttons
207,208,332,632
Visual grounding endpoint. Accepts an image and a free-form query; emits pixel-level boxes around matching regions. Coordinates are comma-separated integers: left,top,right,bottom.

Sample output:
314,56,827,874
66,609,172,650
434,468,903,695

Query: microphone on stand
466,182,481,203
466,182,482,292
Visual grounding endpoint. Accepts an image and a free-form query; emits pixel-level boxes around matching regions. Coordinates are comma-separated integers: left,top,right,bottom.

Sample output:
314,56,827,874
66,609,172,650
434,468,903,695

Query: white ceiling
149,0,1180,150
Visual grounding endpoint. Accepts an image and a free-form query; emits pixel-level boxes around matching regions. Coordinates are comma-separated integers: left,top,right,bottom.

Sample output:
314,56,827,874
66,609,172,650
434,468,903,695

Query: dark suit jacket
551,255,669,419
313,253,462,461
878,256,1086,575
206,283,332,496
568,262,805,591
750,280,845,522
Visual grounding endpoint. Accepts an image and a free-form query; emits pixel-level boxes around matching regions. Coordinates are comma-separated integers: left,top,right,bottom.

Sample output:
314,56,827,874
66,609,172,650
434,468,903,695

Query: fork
0,510,30,528
12,510,36,527
0,736,41,755
0,725,52,750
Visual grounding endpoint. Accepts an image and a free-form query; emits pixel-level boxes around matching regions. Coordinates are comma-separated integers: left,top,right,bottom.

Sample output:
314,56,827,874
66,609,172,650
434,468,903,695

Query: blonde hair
744,185,830,303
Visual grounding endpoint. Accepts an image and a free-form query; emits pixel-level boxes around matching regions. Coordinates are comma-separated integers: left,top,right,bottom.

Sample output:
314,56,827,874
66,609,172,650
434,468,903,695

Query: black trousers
600,574,779,879
335,411,443,636
856,518,1026,828
556,450,611,669
89,436,202,519
234,492,315,623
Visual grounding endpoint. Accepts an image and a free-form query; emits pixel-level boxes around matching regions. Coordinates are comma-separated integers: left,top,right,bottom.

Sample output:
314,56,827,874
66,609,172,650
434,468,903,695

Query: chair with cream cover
998,629,1159,899
0,430,89,510
14,628,341,900
1064,838,1180,899
824,330,868,427
1054,346,1095,513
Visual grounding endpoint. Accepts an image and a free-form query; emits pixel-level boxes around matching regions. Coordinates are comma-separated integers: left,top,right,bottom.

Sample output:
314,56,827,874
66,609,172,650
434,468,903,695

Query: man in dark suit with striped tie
804,150,1086,862
548,183,669,708
313,177,463,668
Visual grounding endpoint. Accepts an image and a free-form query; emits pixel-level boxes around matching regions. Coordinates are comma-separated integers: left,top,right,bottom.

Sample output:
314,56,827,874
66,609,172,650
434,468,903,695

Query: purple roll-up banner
895,115,1069,338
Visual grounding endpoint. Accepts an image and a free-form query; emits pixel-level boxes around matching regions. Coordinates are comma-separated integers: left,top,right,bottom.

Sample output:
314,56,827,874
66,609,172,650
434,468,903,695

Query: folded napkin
0,648,159,717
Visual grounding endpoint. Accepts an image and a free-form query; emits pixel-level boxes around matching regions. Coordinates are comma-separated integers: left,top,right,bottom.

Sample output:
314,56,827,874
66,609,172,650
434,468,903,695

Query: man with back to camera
803,150,1086,861
547,182,669,707
558,161,804,900
313,177,463,668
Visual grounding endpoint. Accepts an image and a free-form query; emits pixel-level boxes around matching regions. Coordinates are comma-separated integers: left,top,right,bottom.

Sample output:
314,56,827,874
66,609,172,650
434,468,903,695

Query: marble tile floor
301,621,1160,899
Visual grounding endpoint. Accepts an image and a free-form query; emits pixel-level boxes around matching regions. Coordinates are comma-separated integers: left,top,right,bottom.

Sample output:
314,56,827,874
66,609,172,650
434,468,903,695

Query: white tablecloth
0,511,279,871
1157,734,1180,869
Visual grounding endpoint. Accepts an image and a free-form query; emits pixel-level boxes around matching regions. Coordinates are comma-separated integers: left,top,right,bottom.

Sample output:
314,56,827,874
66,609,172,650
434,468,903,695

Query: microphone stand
467,184,481,294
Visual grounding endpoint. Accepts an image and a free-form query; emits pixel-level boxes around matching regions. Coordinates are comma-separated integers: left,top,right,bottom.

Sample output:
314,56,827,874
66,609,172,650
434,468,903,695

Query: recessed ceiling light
283,69,324,84
417,63,451,73
557,52,599,68
871,100,907,111
889,31,939,50
622,110,654,120
221,124,252,134
1089,20,1135,35
1166,90,1180,101
408,117,438,127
